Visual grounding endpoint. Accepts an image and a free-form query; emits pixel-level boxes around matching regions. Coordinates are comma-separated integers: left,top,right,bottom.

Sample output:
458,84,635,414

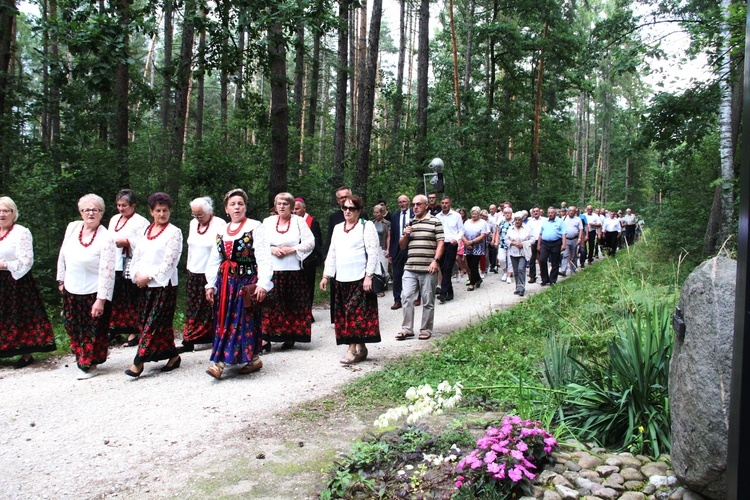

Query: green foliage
555,304,674,457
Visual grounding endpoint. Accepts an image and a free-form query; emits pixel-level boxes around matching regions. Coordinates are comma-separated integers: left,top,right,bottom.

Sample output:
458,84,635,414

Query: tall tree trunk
354,0,382,204
529,20,548,192
305,29,321,163
355,0,367,138
487,0,497,111
348,7,357,144
448,0,461,131
333,0,350,199
415,0,429,164
293,25,305,136
0,0,15,191
161,0,173,130
390,0,406,146
462,0,475,96
219,0,229,139
114,0,130,186
166,0,196,200
235,28,244,105
194,6,207,142
268,20,289,207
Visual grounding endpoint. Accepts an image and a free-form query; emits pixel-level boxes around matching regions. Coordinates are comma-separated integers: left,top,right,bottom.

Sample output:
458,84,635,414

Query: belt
567,235,578,240
542,238,562,243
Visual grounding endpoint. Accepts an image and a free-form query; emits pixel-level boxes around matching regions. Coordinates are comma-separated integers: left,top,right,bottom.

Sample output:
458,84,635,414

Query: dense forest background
0,0,745,299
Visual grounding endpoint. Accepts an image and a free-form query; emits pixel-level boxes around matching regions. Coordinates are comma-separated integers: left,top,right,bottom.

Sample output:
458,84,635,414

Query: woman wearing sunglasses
320,195,381,364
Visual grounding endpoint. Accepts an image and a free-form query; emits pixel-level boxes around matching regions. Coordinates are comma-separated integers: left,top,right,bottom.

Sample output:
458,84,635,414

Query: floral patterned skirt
333,279,381,345
134,286,178,364
109,271,141,334
183,271,214,344
0,272,56,357
261,270,311,343
62,290,111,370
210,271,260,365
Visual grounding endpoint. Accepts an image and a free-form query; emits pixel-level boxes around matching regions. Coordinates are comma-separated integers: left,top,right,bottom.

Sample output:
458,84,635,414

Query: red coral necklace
79,225,97,247
0,224,14,242
114,213,133,232
276,216,291,234
227,217,246,236
146,222,168,240
343,222,356,233
197,215,213,235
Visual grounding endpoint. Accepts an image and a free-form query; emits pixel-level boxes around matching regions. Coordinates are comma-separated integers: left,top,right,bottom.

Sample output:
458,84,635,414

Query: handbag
362,220,387,293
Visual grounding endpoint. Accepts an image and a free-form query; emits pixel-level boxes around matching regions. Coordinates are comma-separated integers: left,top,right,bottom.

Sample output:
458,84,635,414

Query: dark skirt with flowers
333,279,381,345
261,270,311,343
109,271,141,335
134,286,179,364
62,290,111,370
0,272,56,358
210,272,261,365
183,271,214,344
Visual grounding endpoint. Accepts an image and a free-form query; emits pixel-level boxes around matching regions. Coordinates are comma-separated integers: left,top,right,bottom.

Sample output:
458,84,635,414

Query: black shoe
125,365,144,378
13,355,33,369
261,341,271,353
280,341,295,350
436,286,442,296
491,268,499,274
161,356,181,373
540,282,549,287
445,292,454,301
437,294,445,304
475,279,482,289
178,342,194,353
518,291,524,297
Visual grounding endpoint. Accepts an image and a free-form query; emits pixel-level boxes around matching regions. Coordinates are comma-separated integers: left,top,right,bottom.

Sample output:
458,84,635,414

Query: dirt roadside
0,270,548,499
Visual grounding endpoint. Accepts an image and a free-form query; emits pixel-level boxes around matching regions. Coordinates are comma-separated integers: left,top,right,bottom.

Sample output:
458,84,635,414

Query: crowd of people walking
0,188,639,378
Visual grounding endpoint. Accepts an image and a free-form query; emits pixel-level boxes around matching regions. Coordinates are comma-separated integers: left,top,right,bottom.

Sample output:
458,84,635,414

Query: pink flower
508,467,523,482
455,475,464,488
510,449,524,460
516,441,528,452
484,451,497,464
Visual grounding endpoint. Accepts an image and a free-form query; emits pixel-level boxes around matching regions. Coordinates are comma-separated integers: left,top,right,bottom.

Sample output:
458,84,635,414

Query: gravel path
0,270,552,499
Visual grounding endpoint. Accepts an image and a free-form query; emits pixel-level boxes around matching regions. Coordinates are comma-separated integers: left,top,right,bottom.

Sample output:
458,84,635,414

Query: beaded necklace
275,216,291,234
0,224,14,242
146,222,168,240
114,213,133,232
343,222,356,233
79,224,97,247
197,215,213,235
227,217,247,237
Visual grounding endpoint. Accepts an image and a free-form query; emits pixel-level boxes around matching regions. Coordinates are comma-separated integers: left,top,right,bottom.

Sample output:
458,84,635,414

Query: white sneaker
77,369,100,380
506,277,512,284
501,272,508,281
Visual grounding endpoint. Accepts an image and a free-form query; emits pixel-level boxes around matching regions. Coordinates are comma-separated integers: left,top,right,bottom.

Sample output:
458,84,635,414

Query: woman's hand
363,275,373,292
319,276,328,291
254,286,267,303
90,298,106,318
272,246,293,258
135,272,149,288
205,288,215,304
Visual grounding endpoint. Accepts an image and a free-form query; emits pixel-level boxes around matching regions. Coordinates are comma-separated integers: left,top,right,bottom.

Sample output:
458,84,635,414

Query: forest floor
0,267,555,499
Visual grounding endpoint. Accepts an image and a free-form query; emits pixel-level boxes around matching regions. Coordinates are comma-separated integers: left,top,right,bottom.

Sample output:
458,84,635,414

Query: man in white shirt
560,205,584,276
436,196,464,302
584,205,599,264
525,206,545,284
622,208,637,246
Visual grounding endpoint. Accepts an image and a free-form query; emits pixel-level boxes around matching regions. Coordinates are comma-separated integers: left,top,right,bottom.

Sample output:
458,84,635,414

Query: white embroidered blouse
107,212,150,272
262,214,315,272
323,220,380,282
129,223,183,287
0,224,34,280
56,222,117,300
187,216,227,274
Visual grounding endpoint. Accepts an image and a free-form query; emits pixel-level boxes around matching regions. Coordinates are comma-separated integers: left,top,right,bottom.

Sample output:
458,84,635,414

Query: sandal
239,357,263,374
339,351,358,364
467,285,474,291
206,363,224,379
395,332,415,341
418,331,432,340
123,336,139,347
356,346,369,361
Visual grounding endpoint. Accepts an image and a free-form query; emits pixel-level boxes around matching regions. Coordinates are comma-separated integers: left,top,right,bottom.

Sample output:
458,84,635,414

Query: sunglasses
342,206,358,211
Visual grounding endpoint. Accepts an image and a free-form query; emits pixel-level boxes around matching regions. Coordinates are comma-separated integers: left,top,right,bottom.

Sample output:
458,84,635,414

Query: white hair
190,196,214,215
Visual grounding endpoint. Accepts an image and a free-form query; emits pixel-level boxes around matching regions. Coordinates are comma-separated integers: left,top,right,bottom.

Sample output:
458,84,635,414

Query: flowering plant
374,381,463,429
455,416,557,496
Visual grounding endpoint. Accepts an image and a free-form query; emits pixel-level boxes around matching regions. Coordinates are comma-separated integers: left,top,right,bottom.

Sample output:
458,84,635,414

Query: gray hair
78,194,105,212
190,196,214,215
470,206,481,214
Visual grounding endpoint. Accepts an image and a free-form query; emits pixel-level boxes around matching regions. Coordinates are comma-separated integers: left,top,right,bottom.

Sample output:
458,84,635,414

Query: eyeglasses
0,209,12,214
191,213,206,218
412,202,424,206
342,206,357,212
80,208,102,214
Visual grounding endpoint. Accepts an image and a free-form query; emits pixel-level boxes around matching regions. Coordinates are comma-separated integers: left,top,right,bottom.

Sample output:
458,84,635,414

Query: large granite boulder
670,256,736,499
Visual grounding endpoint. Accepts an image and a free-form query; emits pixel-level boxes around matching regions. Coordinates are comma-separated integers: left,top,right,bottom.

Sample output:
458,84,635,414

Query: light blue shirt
540,217,564,241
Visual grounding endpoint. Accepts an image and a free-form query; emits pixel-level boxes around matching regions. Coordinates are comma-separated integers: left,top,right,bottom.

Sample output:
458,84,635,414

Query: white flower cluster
374,381,463,429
